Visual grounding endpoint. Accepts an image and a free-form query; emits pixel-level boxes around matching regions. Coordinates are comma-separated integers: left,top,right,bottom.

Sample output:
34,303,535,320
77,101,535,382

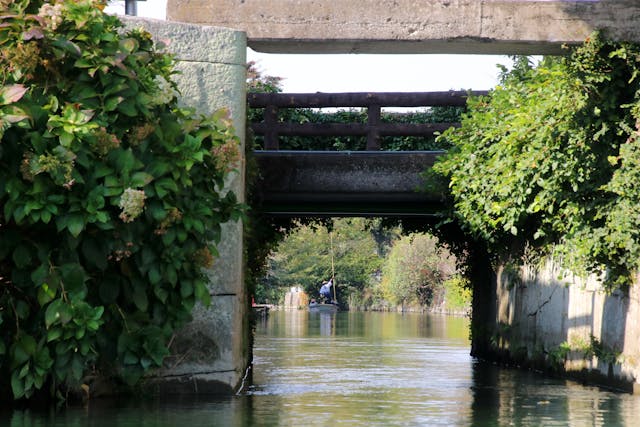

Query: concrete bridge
253,150,443,218
124,0,640,395
167,0,640,55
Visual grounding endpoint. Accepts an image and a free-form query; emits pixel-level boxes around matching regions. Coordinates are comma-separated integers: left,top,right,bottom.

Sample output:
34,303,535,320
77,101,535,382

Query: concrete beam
167,0,640,55
253,150,444,217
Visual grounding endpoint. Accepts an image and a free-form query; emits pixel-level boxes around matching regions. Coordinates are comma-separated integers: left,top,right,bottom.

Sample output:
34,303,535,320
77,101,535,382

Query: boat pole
330,232,337,303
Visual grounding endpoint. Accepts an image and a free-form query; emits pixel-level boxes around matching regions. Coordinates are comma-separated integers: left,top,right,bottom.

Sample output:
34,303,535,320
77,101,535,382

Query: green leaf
132,288,148,311
45,299,73,327
60,263,86,294
37,283,57,306
180,281,193,298
115,148,136,175
11,371,25,399
47,328,63,342
194,280,211,306
166,266,177,286
93,164,114,179
67,214,85,237
148,266,161,285
45,299,63,328
130,171,154,187
13,334,37,365
117,99,137,117
12,244,31,269
31,263,48,286
123,351,138,365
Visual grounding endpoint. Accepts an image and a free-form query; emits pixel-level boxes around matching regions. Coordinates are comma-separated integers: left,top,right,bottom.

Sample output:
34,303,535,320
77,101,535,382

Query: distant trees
379,234,456,309
260,218,383,304
256,219,469,311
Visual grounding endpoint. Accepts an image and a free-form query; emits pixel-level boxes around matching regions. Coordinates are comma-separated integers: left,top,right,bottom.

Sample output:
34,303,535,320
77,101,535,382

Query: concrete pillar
123,17,248,394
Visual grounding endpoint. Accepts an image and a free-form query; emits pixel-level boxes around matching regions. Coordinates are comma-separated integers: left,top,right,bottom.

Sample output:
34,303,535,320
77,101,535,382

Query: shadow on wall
493,258,638,392
557,0,640,43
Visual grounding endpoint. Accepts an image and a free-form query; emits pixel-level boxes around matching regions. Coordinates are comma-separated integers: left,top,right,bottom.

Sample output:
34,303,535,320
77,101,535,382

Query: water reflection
2,311,639,426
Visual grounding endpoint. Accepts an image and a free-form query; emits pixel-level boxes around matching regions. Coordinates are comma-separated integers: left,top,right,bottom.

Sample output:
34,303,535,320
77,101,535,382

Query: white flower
118,188,146,222
150,75,177,106
38,2,65,31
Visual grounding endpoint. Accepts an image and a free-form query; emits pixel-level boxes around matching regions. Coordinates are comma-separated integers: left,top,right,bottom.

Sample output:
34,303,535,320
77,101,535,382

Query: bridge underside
167,0,640,55
253,151,444,218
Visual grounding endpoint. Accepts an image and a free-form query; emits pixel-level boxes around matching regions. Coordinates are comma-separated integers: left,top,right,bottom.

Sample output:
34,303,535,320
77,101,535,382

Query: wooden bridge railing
247,91,488,150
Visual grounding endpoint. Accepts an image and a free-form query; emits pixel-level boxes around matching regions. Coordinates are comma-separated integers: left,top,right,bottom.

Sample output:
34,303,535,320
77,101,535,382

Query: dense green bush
432,35,640,289
0,0,243,400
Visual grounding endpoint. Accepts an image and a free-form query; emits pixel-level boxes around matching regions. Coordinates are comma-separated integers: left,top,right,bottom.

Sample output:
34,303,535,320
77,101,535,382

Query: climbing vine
431,34,640,289
0,0,243,400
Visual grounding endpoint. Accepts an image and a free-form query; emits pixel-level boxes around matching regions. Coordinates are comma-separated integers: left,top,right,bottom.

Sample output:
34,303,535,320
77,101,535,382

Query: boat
308,301,338,313
309,232,339,313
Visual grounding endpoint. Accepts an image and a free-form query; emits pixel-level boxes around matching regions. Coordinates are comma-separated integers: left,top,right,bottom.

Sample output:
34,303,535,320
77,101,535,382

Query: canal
2,311,639,426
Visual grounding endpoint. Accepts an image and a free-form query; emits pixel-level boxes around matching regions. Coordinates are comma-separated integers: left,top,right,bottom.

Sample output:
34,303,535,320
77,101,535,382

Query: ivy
0,0,244,400
431,34,640,290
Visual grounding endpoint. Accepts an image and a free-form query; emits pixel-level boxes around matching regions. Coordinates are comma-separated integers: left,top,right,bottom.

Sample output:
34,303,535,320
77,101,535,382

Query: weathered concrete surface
123,17,249,394
486,258,640,393
167,0,640,54
253,150,443,217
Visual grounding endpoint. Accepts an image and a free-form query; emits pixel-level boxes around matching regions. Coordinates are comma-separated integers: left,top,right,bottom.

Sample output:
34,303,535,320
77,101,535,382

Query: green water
2,310,639,426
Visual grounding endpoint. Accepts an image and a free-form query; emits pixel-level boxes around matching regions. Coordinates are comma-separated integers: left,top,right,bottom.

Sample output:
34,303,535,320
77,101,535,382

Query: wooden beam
250,122,458,137
247,91,488,108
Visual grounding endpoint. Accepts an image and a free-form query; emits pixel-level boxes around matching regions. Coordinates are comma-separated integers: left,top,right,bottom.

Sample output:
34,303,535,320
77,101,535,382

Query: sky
106,0,512,93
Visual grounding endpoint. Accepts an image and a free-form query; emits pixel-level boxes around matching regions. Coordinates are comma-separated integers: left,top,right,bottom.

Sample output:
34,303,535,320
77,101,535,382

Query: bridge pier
123,17,249,394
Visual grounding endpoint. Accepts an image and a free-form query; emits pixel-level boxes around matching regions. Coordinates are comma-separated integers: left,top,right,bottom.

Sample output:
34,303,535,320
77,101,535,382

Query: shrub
0,0,243,400
432,35,640,289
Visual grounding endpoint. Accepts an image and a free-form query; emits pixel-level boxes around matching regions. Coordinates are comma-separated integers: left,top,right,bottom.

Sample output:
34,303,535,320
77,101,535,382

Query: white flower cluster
38,2,65,31
118,188,146,223
150,75,177,106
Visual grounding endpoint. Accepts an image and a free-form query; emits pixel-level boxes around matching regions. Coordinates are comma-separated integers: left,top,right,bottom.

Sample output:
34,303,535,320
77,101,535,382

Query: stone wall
122,17,249,394
167,0,640,54
484,257,640,393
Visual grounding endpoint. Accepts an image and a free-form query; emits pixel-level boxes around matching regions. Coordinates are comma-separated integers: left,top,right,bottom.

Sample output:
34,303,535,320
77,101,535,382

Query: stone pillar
123,17,248,394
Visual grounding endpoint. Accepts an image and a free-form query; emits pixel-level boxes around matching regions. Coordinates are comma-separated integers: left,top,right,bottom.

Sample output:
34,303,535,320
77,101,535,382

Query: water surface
3,310,639,426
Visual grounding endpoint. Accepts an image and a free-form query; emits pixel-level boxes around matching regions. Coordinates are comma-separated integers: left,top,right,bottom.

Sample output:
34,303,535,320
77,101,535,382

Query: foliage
547,341,571,370
379,233,455,307
431,34,640,289
262,219,383,303
0,0,243,400
441,275,471,312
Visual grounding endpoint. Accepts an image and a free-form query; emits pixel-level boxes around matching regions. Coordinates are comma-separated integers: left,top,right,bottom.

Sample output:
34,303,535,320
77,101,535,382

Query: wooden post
367,104,381,150
263,104,279,149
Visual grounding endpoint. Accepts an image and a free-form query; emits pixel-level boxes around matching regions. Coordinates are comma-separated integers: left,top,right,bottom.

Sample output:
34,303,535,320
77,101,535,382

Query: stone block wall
122,17,249,394
486,257,640,393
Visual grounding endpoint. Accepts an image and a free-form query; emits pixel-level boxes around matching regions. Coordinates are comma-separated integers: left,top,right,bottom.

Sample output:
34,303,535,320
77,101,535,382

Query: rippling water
2,310,639,426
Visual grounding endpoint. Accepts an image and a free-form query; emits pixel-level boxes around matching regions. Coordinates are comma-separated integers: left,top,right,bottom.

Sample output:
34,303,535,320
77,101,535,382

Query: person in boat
319,278,333,303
